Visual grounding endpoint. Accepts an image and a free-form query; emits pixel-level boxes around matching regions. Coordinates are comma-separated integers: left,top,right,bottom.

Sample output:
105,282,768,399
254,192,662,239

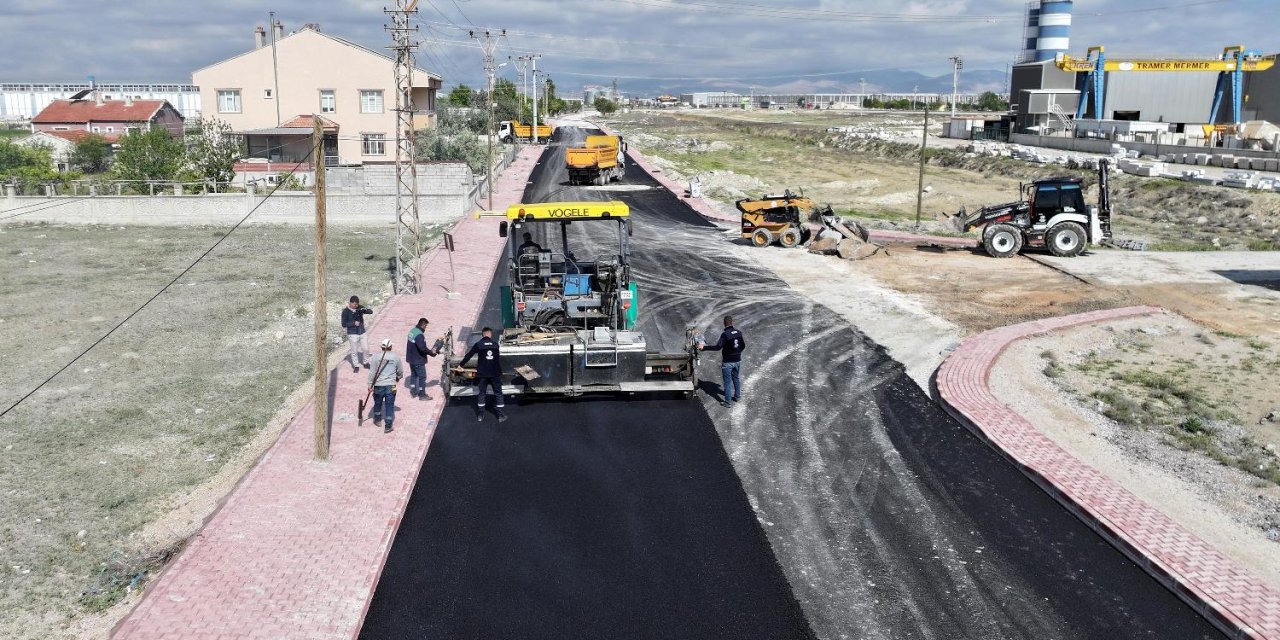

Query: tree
593,97,618,115
70,134,112,173
447,84,474,107
976,91,1009,112
183,118,242,190
112,128,184,184
0,139,59,192
415,109,486,173
543,77,568,116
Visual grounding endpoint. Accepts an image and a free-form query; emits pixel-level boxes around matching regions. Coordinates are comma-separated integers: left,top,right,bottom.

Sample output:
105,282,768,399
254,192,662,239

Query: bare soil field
994,315,1280,590
608,109,1280,250
0,223,432,638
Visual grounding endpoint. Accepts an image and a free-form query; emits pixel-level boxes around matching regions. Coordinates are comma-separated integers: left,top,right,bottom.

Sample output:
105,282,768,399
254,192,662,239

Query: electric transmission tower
386,0,422,294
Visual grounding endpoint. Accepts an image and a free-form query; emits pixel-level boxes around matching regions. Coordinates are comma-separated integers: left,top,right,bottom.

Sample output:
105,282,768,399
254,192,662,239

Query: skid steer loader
736,189,822,248
949,159,1113,258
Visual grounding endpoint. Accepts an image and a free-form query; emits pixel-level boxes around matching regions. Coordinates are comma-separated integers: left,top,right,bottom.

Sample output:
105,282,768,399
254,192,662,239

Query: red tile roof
31,99,169,124
280,115,340,131
42,130,121,143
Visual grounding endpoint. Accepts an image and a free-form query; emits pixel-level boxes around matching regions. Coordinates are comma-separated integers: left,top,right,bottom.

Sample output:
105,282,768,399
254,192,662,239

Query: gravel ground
991,314,1280,590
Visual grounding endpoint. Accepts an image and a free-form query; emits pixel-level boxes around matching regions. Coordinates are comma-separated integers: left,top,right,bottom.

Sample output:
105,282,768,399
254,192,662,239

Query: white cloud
1,0,1272,95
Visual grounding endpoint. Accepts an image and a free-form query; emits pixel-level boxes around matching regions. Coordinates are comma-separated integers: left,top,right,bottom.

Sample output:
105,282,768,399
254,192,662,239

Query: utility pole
312,115,329,461
269,11,282,125
528,54,542,144
472,29,505,209
386,0,422,294
512,55,528,105
949,56,964,118
916,108,929,229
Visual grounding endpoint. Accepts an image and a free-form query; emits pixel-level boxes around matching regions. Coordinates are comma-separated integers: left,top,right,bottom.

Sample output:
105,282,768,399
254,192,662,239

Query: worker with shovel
406,317,442,400
365,338,403,433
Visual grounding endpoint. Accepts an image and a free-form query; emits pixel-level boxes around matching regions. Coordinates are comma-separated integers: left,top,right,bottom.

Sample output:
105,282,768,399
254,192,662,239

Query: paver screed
936,306,1280,640
111,146,542,640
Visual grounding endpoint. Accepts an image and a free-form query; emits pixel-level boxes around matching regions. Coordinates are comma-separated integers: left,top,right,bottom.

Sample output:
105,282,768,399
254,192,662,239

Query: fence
2,144,526,227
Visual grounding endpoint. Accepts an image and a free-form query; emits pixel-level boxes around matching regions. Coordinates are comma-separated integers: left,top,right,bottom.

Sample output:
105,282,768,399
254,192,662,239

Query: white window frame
106,126,114,132
217,89,242,114
359,90,384,114
263,88,273,99
361,133,386,156
126,126,140,135
319,89,336,114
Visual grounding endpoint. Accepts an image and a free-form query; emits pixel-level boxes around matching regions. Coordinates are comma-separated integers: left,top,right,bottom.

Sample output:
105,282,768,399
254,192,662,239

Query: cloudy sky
3,0,1275,93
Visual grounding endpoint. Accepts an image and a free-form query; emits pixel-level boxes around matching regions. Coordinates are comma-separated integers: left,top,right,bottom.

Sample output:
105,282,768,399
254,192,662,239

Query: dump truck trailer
499,120,554,144
566,135,626,186
442,201,697,397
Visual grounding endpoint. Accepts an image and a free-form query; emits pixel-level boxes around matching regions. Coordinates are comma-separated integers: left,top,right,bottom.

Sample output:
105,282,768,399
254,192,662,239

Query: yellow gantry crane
1056,45,1276,123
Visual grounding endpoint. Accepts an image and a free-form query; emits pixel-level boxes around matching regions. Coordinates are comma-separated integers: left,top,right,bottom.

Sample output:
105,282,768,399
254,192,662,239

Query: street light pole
949,56,964,118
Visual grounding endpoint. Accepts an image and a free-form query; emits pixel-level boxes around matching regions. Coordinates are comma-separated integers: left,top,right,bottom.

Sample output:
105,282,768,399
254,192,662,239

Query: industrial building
1008,0,1280,137
1,82,201,121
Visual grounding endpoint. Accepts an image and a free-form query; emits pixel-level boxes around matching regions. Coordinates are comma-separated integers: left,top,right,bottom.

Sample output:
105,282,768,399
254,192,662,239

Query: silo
1034,1,1073,62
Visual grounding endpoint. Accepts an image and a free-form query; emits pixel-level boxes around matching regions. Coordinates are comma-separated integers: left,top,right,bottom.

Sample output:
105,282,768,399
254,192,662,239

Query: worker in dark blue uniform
458,327,507,422
700,315,746,408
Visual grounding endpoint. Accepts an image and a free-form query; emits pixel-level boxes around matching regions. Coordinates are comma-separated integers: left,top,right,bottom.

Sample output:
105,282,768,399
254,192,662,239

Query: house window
319,89,336,114
106,126,114,132
217,89,242,113
91,126,101,133
361,133,386,156
264,89,273,99
126,126,140,135
360,90,384,114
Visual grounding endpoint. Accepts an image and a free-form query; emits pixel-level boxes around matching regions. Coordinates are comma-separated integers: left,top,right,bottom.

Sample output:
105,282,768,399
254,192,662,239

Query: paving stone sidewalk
111,147,541,640
936,306,1280,640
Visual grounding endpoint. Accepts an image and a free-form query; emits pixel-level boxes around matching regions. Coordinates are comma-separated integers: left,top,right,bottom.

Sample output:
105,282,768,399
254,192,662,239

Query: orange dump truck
499,120,554,143
566,135,627,186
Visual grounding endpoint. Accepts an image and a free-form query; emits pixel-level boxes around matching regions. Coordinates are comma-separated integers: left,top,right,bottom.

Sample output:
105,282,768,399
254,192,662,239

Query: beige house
193,24,440,167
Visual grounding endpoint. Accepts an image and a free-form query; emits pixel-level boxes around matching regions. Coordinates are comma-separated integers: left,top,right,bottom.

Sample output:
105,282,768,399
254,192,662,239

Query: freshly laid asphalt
359,126,1225,640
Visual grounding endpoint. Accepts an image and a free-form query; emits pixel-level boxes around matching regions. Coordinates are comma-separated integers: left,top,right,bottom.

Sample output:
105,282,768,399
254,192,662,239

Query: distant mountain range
584,69,1010,98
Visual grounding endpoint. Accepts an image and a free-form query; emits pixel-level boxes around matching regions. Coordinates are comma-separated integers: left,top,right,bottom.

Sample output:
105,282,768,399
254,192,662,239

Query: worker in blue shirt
457,327,507,422
700,315,746,408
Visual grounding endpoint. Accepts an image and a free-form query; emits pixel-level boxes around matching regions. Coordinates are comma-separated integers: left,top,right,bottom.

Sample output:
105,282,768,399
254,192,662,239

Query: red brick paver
936,306,1280,640
112,147,542,640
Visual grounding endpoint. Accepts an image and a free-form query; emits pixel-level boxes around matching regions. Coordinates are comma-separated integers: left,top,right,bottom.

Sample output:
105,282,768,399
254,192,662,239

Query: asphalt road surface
359,126,1224,640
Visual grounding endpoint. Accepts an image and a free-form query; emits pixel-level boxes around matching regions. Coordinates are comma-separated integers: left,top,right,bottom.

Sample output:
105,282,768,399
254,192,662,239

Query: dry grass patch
0,222,439,638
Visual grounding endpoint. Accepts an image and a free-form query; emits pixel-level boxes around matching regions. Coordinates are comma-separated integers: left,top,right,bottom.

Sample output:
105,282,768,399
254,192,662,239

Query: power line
0,146,317,421
0,196,85,221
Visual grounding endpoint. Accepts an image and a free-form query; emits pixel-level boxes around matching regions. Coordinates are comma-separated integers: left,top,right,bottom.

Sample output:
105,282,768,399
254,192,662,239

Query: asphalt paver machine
443,201,698,397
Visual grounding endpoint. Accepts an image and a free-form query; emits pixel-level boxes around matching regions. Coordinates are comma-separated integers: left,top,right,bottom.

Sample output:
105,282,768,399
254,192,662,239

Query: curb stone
935,305,1280,640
